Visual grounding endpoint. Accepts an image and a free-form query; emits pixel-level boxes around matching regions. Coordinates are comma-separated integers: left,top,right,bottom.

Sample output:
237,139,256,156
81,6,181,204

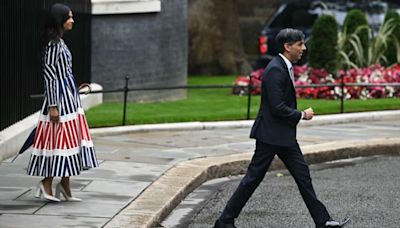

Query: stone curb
104,137,400,228
90,110,400,137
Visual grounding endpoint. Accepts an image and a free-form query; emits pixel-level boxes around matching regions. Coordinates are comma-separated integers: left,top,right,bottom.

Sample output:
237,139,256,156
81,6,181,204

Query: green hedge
309,14,338,74
343,9,370,67
384,10,400,65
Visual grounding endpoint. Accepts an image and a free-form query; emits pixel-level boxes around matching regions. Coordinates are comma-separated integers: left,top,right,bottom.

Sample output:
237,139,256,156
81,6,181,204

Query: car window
269,5,293,28
292,9,317,27
269,4,317,28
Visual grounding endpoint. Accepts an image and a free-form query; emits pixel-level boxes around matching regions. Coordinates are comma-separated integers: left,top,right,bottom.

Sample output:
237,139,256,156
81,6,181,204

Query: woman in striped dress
27,3,98,202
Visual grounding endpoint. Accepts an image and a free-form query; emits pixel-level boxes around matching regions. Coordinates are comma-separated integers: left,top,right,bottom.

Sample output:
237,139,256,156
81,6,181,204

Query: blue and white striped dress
27,39,98,177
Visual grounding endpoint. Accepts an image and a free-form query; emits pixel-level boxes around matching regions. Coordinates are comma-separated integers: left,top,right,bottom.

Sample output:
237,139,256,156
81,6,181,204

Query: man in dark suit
214,28,350,228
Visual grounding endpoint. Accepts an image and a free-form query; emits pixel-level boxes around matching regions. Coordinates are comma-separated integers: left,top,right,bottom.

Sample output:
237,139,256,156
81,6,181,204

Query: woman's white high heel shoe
34,182,60,202
55,183,82,202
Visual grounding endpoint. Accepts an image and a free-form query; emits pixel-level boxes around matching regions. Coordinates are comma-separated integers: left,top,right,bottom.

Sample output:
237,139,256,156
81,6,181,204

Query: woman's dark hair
41,3,71,48
275,28,305,54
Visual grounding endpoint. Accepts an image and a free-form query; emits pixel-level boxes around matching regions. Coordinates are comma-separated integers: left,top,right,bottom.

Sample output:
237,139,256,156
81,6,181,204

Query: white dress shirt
278,53,295,85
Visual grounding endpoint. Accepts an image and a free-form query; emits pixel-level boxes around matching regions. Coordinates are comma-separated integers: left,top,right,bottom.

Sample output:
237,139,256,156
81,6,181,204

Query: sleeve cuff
301,111,306,121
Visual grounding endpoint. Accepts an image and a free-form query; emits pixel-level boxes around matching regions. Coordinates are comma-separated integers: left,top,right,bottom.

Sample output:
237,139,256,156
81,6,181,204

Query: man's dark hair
275,28,305,54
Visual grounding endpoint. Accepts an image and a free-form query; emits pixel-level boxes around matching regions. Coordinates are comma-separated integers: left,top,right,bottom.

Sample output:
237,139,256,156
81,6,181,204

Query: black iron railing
30,76,400,126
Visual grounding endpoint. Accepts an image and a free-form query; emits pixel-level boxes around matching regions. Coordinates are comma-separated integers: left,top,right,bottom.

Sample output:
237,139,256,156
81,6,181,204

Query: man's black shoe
213,219,237,228
318,217,350,227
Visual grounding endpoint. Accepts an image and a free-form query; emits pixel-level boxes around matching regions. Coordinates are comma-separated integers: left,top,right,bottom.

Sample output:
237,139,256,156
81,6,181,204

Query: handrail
29,80,400,125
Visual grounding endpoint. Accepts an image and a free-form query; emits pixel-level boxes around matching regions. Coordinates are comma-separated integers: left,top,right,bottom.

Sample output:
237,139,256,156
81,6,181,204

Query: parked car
256,0,398,68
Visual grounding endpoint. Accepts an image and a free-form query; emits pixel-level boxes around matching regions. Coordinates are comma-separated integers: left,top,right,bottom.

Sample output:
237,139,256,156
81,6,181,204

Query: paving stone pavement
0,112,399,228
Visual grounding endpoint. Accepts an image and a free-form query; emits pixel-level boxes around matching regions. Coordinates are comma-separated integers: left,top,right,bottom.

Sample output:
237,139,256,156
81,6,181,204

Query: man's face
285,40,306,62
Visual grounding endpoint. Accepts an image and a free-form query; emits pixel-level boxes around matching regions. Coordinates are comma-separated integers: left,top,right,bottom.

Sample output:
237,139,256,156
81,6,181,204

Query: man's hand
303,107,314,120
49,106,59,123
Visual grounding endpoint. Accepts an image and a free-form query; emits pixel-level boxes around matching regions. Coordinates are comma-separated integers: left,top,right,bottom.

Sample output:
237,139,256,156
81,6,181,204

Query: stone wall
91,0,187,102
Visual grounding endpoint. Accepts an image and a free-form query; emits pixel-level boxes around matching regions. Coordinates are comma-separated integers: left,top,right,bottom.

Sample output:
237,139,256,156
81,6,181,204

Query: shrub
339,17,397,68
369,18,398,65
384,10,400,65
342,9,370,67
309,14,338,74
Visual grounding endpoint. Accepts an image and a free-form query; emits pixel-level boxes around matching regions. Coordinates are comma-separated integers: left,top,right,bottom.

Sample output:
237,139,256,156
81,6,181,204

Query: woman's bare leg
60,177,72,196
42,177,54,195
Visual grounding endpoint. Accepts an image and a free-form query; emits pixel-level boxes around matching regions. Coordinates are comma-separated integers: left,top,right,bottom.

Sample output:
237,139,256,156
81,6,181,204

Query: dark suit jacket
250,55,302,146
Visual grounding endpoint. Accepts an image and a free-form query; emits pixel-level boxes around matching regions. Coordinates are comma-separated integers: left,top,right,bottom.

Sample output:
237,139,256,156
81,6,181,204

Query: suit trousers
219,140,331,226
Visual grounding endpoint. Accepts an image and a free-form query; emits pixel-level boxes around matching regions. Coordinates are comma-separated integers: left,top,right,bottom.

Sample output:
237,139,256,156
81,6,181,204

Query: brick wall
91,0,187,102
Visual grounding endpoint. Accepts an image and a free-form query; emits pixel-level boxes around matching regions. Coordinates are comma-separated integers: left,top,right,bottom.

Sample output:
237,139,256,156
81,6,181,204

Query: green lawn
85,75,400,128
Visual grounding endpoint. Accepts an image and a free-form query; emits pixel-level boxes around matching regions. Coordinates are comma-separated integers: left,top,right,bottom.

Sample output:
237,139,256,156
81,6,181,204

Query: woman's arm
43,42,61,122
